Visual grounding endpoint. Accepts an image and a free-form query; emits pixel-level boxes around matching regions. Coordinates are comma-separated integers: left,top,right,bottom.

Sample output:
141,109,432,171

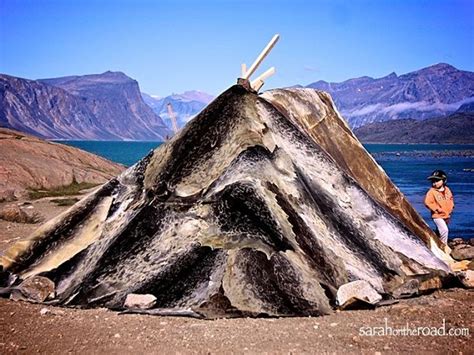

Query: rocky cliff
0,72,172,140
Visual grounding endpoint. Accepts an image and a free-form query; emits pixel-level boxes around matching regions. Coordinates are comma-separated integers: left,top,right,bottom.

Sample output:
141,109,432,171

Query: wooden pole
241,63,247,77
242,34,279,80
251,67,276,91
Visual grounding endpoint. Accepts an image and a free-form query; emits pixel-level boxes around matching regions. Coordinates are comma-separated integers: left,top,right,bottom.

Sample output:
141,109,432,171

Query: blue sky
1,0,473,96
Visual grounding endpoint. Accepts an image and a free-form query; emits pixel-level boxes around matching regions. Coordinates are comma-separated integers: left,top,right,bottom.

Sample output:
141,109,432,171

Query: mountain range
0,72,172,140
353,110,474,144
1,63,473,142
306,63,474,128
142,91,214,130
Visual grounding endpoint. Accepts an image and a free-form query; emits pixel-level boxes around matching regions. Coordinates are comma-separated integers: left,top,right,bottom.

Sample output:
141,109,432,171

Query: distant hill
0,128,124,201
142,90,214,129
456,101,474,113
0,72,172,140
353,111,474,144
306,63,474,128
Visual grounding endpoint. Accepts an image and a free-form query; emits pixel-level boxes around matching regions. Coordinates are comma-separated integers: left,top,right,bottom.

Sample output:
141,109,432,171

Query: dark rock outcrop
353,112,474,143
456,101,474,113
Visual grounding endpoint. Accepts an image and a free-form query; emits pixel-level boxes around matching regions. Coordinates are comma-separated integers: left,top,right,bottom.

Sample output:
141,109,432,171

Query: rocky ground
0,128,124,201
0,196,472,354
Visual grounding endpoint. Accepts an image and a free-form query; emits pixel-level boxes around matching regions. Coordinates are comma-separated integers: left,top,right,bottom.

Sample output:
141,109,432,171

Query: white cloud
344,96,474,117
303,65,318,72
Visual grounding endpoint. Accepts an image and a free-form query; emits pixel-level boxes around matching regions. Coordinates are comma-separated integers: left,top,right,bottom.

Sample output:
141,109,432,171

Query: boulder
457,270,474,288
451,244,474,261
10,276,55,302
449,238,465,248
336,280,382,309
392,279,420,298
124,294,157,309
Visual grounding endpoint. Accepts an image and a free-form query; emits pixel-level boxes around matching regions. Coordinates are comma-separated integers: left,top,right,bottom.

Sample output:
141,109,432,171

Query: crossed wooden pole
238,34,279,92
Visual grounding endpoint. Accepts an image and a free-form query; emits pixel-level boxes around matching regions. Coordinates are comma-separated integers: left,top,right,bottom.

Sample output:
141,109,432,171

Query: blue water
364,144,474,239
54,140,162,167
56,141,474,239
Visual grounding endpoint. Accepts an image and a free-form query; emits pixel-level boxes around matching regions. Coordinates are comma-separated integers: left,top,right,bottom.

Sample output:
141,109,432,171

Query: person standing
424,170,454,244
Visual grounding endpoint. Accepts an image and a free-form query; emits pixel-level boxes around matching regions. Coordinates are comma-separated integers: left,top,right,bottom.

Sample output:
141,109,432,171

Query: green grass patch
50,198,80,206
28,181,100,199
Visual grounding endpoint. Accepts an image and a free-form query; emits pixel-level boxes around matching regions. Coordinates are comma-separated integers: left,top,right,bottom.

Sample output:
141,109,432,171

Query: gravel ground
0,198,472,354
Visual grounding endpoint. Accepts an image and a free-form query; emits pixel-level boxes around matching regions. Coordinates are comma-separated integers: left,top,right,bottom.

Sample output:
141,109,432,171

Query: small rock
336,280,382,308
451,244,474,261
419,276,442,292
123,293,157,309
10,276,55,302
392,279,420,298
0,189,17,203
457,270,474,288
377,299,399,306
40,308,50,315
0,204,42,224
330,322,338,327
450,260,471,272
114,333,121,338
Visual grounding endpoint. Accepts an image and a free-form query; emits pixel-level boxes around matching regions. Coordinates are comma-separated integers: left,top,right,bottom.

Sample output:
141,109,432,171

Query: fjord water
57,141,474,239
366,144,474,239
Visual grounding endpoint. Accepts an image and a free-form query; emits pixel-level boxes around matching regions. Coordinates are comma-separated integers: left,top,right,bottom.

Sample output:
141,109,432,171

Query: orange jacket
424,186,454,219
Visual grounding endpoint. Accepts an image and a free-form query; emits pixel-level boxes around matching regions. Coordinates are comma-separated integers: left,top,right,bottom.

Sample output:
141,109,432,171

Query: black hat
427,170,447,181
